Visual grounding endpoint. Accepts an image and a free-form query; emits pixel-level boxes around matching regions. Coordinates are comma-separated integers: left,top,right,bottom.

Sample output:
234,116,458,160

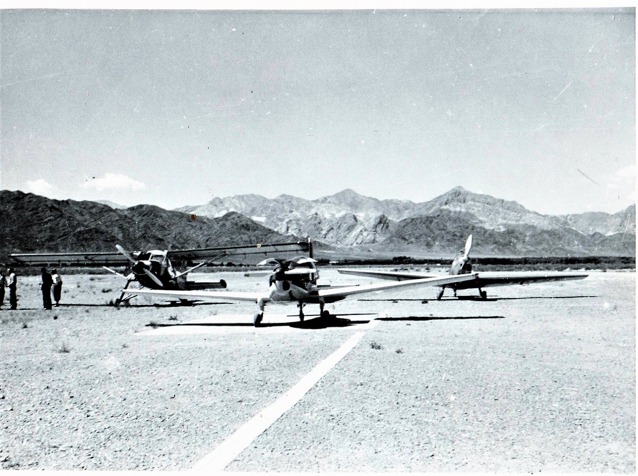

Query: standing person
7,268,17,310
0,270,6,307
41,267,53,310
51,269,63,307
0,270,5,308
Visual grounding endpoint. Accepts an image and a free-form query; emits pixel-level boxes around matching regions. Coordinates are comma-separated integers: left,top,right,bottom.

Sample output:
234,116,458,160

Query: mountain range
0,190,291,261
0,187,634,261
178,187,635,257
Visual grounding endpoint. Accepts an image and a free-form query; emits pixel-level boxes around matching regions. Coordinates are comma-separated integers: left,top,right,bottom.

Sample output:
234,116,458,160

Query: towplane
10,240,310,305
131,254,479,326
338,235,588,300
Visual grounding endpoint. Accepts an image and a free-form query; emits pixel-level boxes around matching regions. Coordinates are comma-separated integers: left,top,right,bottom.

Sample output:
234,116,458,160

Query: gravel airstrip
0,268,634,472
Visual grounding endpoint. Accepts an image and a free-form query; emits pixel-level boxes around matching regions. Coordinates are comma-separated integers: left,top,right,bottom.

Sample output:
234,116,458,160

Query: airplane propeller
116,244,137,264
456,234,473,272
464,234,473,259
142,268,164,287
257,258,282,268
102,266,131,280
116,244,164,288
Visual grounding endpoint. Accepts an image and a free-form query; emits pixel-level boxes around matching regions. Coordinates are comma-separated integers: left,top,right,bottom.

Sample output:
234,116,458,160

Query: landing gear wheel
480,290,487,300
436,288,444,300
321,310,332,319
299,312,304,323
253,312,263,327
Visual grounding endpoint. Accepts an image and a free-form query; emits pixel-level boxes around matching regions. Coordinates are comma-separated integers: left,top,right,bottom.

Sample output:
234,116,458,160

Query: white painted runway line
190,320,380,472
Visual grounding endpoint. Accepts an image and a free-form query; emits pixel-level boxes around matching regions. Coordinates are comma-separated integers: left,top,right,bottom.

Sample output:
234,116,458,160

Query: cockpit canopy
287,256,316,269
261,256,318,282
136,250,167,264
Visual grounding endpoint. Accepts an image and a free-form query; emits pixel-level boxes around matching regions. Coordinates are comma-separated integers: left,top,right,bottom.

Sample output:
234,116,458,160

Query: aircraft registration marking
190,320,380,471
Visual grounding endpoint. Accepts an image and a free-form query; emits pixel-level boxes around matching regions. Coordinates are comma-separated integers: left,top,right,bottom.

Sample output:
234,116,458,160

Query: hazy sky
1,7,635,214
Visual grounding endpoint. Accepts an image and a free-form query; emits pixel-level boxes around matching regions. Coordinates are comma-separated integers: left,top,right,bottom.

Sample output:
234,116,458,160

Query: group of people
0,267,63,310
40,268,63,310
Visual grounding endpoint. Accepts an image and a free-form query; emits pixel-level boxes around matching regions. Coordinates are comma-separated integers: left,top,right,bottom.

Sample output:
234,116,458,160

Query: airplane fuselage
449,252,472,276
266,280,346,305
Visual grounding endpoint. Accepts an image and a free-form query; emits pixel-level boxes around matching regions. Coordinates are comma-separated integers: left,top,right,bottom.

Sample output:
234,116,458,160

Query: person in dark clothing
0,270,5,308
7,268,17,310
41,267,53,310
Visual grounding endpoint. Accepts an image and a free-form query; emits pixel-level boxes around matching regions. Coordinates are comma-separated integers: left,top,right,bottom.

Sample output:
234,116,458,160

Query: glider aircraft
338,235,588,300
10,240,310,305
131,254,479,326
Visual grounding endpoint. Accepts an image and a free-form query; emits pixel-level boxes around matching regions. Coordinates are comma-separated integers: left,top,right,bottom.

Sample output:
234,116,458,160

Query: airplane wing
10,251,129,267
317,273,478,299
456,271,588,289
338,268,435,281
9,240,310,267
130,274,477,303
132,288,270,303
337,268,588,288
167,240,310,262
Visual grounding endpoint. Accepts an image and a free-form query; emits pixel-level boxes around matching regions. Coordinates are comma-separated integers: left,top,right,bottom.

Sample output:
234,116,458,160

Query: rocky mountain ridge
1,188,634,260
0,191,293,260
178,187,635,255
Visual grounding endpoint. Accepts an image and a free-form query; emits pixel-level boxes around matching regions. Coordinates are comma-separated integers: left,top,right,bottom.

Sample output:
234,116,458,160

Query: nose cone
132,261,149,275
278,280,291,291
459,258,472,273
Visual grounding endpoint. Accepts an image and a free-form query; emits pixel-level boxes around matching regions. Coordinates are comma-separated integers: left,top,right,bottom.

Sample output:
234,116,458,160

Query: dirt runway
0,269,634,472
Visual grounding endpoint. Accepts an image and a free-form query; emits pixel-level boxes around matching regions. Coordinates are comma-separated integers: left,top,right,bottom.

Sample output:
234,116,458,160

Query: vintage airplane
131,254,479,325
10,240,311,305
338,235,588,300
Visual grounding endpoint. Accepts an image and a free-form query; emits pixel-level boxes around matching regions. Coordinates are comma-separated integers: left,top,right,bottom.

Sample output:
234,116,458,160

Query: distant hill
0,191,293,261
374,209,634,257
95,200,127,210
560,206,636,236
178,187,635,256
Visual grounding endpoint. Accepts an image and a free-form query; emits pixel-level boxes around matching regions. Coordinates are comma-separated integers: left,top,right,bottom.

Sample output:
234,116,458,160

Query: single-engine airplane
338,235,588,300
10,240,310,305
131,254,479,326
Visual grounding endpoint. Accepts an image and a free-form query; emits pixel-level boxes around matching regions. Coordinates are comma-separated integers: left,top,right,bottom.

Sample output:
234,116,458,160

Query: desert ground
0,268,634,472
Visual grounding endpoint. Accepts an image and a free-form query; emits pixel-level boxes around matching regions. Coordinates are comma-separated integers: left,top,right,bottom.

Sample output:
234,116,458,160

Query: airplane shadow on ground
363,295,597,302
149,314,373,330
453,295,598,301
146,312,506,329
377,315,506,322
58,302,232,308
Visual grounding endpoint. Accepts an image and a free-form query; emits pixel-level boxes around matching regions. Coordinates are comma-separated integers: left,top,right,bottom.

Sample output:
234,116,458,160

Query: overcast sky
1,7,635,214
